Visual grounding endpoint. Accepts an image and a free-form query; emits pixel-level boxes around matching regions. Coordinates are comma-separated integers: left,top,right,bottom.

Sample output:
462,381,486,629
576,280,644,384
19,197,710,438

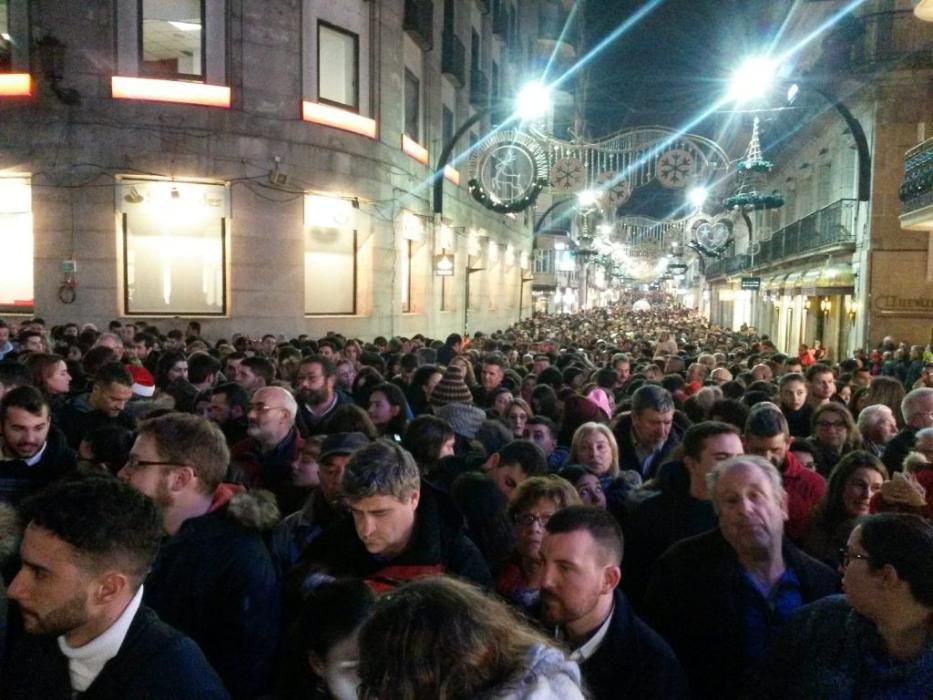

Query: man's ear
307,652,325,678
602,564,621,593
170,466,195,492
94,571,129,606
483,453,500,473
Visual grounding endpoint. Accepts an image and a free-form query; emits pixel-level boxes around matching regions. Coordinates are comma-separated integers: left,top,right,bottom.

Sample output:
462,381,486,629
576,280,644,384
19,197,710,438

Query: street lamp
687,185,709,210
433,80,552,216
727,55,871,202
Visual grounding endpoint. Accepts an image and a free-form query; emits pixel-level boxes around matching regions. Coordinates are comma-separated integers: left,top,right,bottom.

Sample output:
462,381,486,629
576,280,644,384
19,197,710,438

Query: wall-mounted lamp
804,298,811,311
36,35,80,105
820,298,832,314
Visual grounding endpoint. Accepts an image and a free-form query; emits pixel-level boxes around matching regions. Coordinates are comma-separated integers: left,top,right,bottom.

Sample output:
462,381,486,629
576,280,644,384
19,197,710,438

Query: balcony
404,0,434,52
756,199,858,265
442,31,466,87
470,69,489,108
900,137,933,230
816,9,933,73
536,1,577,57
705,254,750,279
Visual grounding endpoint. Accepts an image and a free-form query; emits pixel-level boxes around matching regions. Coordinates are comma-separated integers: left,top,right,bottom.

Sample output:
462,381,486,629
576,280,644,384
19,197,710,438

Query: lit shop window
304,195,357,315
140,0,204,80
0,175,34,313
119,180,228,316
0,0,30,95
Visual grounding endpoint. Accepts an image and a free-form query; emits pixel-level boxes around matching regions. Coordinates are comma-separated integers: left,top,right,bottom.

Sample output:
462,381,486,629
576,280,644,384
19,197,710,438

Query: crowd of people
0,295,931,699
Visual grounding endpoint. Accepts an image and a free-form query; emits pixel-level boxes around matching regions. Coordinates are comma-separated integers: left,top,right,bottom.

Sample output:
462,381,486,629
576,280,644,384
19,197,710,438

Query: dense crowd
0,295,931,699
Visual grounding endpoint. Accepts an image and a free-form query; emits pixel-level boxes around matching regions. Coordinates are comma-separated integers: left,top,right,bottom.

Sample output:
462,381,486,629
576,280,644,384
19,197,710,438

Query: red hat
128,365,155,397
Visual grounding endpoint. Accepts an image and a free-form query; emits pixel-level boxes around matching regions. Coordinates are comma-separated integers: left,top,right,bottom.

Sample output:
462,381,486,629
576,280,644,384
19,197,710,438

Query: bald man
230,386,305,513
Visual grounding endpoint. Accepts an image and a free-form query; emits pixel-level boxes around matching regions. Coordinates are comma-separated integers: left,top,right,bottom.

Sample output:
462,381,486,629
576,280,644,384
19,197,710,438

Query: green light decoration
468,177,549,214
724,117,785,212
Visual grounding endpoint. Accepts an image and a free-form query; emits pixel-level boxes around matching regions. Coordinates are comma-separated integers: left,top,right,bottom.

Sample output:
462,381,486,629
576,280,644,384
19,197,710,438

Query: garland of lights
689,240,727,259
736,160,775,173
468,177,548,214
722,191,785,210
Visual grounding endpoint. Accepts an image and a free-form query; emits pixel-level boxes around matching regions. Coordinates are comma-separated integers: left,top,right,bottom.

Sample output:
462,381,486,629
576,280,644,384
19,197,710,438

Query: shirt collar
563,602,615,664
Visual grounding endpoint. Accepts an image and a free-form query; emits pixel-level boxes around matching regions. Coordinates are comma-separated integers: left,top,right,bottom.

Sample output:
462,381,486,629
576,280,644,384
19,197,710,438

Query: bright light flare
577,190,600,207
727,56,780,104
514,81,552,121
687,186,708,209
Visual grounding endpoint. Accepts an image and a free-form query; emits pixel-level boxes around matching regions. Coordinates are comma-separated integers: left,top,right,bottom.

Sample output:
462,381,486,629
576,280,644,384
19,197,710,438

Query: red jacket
781,450,827,541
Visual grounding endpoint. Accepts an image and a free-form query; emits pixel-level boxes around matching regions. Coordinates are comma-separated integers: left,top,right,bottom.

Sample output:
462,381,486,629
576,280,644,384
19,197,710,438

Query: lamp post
433,81,551,217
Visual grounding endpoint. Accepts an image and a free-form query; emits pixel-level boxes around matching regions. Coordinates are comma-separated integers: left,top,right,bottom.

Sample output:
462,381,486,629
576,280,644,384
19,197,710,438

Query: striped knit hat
430,364,473,408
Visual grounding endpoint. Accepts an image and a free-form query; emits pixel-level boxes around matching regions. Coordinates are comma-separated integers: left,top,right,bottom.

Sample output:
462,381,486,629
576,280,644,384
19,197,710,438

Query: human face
424,372,443,400
261,337,277,356
2,406,50,459
871,410,898,445
492,463,528,499
224,357,243,379
907,394,933,429
577,431,614,477
837,386,852,404
574,473,606,509
439,434,455,459
508,406,528,438
291,442,321,487
247,390,292,443
132,341,151,361
118,433,175,508
319,454,351,505
790,449,816,470
842,467,883,517
539,530,617,634
714,463,787,559
780,380,807,412
514,497,558,562
809,372,836,401
814,411,849,449
841,526,880,617
167,360,188,383
317,630,362,700
90,382,133,417
524,424,556,456
744,433,789,470
367,391,399,429
336,363,356,392
493,391,514,416
24,335,43,353
236,365,264,392
319,345,336,362
348,492,419,558
8,525,95,644
631,408,673,450
914,434,933,463
685,433,744,494
614,361,631,383
481,363,504,392
296,362,331,406
45,361,71,395
533,359,549,375
208,394,232,425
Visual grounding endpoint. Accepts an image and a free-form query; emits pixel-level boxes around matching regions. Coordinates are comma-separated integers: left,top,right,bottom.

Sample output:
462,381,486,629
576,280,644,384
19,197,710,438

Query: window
404,69,420,141
0,1,10,71
444,0,456,33
304,195,357,315
318,22,358,110
471,29,480,73
140,0,205,80
492,60,499,101
120,180,227,316
0,176,33,313
401,239,413,313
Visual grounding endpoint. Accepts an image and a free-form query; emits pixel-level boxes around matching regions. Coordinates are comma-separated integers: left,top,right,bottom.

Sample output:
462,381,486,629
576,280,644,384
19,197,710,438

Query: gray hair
916,427,933,443
902,388,933,424
342,439,421,502
857,404,893,433
631,384,674,414
707,454,785,515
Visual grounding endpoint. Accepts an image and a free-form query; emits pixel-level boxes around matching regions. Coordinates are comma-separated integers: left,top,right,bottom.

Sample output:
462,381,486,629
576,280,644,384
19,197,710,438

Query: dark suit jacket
2,604,229,699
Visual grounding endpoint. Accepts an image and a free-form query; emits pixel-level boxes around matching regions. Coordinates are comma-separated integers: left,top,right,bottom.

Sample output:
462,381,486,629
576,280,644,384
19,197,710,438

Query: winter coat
143,488,281,699
611,411,688,480
882,426,917,474
58,395,136,450
229,428,305,514
779,450,826,542
486,643,584,700
2,605,229,699
0,425,77,505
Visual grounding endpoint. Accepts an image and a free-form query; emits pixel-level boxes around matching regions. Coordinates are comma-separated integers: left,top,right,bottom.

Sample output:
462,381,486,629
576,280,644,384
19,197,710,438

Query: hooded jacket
143,488,281,699
487,643,584,700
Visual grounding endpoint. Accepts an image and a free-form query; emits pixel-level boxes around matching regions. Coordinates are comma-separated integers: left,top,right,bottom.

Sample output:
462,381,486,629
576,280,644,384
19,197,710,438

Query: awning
801,265,854,295
765,273,785,291
782,270,806,294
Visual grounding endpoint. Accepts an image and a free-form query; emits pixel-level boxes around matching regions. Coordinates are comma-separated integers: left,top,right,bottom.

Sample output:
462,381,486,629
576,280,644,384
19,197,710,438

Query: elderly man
4,475,228,699
753,514,933,697
644,455,838,700
230,386,303,513
710,367,733,385
857,404,899,457
612,385,685,479
538,507,688,700
118,413,280,698
883,387,933,473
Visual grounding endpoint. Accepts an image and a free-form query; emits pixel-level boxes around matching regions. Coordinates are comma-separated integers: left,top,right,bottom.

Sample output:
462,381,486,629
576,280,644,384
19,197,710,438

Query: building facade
0,0,575,340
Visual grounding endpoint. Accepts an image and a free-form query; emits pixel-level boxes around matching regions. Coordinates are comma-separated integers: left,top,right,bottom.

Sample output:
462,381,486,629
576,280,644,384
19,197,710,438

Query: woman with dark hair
402,415,455,476
357,576,584,700
801,450,888,568
801,402,862,477
366,382,409,441
155,349,188,390
450,472,514,576
326,404,379,440
755,514,933,699
530,383,560,422
77,425,135,476
864,375,907,428
406,364,443,416
351,366,384,407
558,464,607,509
489,386,515,418
26,352,71,399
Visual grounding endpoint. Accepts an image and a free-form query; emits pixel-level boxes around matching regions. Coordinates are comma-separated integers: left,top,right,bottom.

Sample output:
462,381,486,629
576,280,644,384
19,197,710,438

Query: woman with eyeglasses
495,475,580,613
800,451,888,569
799,402,861,477
753,514,933,699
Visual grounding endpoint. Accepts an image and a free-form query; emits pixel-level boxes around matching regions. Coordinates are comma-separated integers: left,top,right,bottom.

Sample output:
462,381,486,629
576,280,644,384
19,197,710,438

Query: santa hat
128,365,155,397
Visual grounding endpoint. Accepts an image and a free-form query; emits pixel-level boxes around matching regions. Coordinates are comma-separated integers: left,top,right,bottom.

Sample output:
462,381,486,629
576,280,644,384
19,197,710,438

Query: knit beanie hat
430,365,474,408
434,402,486,440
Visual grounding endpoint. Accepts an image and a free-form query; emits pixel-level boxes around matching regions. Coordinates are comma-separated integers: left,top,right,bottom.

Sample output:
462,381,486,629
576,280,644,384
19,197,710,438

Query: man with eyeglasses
230,386,304,514
883,387,933,474
643,456,837,700
118,413,280,698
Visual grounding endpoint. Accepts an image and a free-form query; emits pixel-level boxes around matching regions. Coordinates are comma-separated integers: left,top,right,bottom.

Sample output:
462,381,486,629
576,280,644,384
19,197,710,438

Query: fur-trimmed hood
221,487,281,531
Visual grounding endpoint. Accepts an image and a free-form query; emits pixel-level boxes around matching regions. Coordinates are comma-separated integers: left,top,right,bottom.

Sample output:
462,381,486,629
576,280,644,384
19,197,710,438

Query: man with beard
207,381,251,447
3,475,228,699
643,456,837,700
294,355,352,437
118,413,280,698
538,506,687,700
59,362,136,450
0,386,76,504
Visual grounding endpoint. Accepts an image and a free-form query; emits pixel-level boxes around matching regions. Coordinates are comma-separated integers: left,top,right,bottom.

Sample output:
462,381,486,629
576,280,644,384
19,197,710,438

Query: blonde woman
570,422,641,511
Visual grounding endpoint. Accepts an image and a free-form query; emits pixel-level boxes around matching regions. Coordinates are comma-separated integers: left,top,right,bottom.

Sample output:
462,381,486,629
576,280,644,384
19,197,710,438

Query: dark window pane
442,106,454,148
404,69,420,141
471,29,480,73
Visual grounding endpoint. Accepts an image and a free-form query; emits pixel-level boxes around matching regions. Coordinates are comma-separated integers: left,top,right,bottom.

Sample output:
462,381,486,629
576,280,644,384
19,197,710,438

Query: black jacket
612,411,688,480
295,390,354,437
144,491,281,699
643,528,839,700
0,425,77,505
58,396,136,450
2,604,229,699
882,426,917,474
577,588,689,700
